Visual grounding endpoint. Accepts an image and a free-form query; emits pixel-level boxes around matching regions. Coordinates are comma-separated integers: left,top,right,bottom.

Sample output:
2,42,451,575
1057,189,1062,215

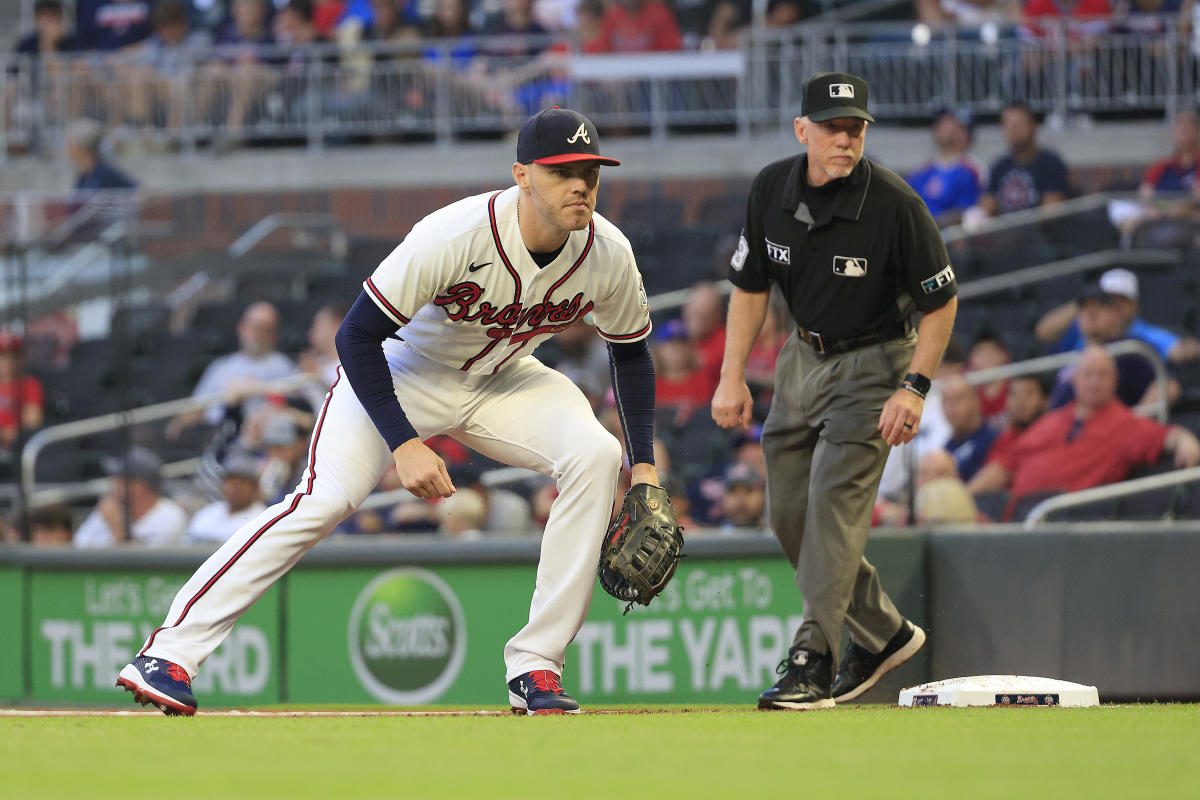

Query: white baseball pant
140,341,622,684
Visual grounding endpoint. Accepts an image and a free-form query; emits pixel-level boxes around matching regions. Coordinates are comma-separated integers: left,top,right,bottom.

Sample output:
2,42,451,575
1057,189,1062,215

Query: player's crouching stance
116,108,674,717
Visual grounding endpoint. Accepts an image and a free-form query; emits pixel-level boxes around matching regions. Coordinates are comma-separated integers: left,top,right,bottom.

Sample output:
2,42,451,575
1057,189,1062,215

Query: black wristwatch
901,372,932,400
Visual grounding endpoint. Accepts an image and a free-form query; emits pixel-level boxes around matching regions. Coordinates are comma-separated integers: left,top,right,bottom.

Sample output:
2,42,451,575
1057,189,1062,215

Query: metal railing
3,17,1196,158
1023,466,1200,527
19,372,328,508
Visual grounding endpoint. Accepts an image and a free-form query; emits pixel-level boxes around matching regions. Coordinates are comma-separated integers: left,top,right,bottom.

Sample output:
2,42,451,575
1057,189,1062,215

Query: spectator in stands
590,0,683,52
299,301,349,387
66,118,137,193
682,281,727,390
166,302,298,441
1019,0,1112,42
119,0,212,133
257,412,311,503
19,503,76,547
75,0,153,52
968,373,1050,493
688,424,764,526
979,102,1070,217
917,0,1019,24
576,0,608,52
907,107,987,227
744,293,789,406
1140,111,1200,197
197,0,277,145
967,331,1011,427
914,477,979,525
267,0,333,123
74,447,189,547
1113,111,1200,246
14,0,77,61
940,374,998,481
448,461,535,535
700,0,744,50
718,461,766,532
187,451,267,544
544,321,611,411
436,489,487,539
479,0,569,115
1042,277,1183,409
654,318,717,423
1036,268,1200,364
365,0,423,41
970,345,1200,513
0,333,45,452
764,0,822,26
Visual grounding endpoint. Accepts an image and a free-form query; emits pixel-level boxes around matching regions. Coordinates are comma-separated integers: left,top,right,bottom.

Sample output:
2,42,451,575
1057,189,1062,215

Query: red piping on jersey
365,278,410,324
138,368,342,658
488,192,522,306
542,221,594,303
596,319,652,341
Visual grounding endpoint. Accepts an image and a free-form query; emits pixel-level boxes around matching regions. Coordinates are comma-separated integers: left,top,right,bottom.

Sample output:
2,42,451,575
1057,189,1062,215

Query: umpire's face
795,115,867,185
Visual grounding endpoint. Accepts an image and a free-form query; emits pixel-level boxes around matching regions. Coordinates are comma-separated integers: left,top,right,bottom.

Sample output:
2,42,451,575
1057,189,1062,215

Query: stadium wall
1,526,1196,708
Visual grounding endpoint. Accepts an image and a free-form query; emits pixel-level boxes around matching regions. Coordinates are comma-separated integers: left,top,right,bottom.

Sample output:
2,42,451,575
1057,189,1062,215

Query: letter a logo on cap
829,83,855,98
567,123,591,144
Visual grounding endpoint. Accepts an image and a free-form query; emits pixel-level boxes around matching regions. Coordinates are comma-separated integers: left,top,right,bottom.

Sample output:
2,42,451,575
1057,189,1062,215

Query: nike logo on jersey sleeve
468,261,493,272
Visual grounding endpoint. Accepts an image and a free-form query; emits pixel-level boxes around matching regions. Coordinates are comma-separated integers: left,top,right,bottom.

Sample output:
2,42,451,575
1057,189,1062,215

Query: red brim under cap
533,153,622,167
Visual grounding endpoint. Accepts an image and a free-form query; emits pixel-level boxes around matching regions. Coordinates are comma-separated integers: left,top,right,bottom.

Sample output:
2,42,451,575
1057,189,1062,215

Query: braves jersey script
364,186,652,374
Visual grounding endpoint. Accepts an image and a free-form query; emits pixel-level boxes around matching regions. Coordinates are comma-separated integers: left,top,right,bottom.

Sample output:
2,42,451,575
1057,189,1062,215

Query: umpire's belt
798,321,907,358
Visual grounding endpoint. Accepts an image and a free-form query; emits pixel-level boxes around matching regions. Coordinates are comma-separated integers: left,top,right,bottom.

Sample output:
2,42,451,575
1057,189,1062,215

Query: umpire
711,72,957,709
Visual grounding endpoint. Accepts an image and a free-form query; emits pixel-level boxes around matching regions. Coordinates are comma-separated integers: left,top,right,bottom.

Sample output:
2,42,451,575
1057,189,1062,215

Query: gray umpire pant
761,330,916,666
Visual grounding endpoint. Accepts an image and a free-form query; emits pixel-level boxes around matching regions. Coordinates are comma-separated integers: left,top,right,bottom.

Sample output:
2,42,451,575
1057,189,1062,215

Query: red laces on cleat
165,664,191,686
530,670,564,694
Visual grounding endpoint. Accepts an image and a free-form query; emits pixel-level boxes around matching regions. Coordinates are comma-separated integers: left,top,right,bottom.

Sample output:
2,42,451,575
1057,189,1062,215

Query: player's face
795,116,867,185
524,162,601,234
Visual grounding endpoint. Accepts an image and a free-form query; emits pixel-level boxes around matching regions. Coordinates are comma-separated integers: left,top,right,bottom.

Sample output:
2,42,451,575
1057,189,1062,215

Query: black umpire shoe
757,646,835,710
832,620,927,703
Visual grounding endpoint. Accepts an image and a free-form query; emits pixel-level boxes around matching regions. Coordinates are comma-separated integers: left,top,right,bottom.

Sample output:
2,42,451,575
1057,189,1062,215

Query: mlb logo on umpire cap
517,107,621,167
803,72,875,123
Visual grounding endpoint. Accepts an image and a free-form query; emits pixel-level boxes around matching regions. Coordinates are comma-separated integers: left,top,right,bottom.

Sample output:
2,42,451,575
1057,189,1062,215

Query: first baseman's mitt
598,483,685,614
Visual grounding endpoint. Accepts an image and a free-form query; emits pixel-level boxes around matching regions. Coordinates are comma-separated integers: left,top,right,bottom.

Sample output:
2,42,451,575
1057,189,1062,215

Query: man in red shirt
968,373,1049,494
0,333,44,451
591,0,682,52
970,346,1199,512
682,281,726,390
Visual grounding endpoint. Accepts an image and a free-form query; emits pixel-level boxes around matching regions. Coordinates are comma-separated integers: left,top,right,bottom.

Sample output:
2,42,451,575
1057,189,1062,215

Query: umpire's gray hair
65,118,104,157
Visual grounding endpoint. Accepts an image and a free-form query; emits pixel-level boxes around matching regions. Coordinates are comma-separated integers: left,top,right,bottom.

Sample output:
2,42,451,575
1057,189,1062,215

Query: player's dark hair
1011,372,1051,396
1001,100,1038,123
33,0,63,16
151,0,189,28
282,0,315,22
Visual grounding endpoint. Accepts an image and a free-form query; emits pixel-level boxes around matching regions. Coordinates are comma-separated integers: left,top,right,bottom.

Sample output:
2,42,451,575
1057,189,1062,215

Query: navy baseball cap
802,72,875,124
517,107,621,167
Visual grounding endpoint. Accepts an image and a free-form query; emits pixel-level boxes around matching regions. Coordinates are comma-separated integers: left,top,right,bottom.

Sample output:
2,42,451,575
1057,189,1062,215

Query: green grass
2,705,1196,799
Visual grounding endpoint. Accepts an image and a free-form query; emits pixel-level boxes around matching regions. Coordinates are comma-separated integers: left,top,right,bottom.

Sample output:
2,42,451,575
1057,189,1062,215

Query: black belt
797,321,908,357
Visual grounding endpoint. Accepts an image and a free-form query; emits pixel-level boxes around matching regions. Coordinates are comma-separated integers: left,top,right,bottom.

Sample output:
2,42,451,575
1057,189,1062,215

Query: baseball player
117,107,661,716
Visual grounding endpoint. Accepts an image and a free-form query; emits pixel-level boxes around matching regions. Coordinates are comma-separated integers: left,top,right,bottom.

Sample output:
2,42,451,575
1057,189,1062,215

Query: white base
899,675,1099,707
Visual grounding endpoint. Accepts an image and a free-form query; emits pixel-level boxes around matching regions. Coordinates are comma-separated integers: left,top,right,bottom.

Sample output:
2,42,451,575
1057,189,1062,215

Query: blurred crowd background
3,0,1200,549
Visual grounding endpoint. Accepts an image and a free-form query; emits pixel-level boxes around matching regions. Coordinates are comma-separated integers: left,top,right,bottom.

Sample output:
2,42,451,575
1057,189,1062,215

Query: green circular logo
347,568,467,704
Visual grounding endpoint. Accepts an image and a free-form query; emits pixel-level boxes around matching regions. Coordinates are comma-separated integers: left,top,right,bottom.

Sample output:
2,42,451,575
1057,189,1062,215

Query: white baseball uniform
138,185,652,684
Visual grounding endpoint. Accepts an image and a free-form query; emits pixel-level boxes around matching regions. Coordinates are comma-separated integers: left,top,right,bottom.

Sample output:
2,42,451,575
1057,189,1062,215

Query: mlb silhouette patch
833,256,867,277
829,83,855,98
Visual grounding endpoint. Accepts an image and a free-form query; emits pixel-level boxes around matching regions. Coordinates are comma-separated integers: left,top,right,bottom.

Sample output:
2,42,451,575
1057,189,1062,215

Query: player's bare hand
711,377,754,430
393,439,456,499
878,388,924,446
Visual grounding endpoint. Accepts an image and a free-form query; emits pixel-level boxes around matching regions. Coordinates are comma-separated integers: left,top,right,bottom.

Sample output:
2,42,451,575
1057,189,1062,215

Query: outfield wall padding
1,525,1197,706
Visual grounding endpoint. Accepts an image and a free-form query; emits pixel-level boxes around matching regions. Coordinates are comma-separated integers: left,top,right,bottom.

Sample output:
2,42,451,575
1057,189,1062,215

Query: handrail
941,194,1116,244
227,213,348,260
956,249,1179,301
357,466,534,512
20,372,328,506
1023,466,1200,528
26,458,203,508
961,340,1170,422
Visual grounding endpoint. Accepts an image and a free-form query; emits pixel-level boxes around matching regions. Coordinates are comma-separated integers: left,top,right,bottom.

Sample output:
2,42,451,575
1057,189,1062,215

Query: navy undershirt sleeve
608,338,656,466
334,291,419,452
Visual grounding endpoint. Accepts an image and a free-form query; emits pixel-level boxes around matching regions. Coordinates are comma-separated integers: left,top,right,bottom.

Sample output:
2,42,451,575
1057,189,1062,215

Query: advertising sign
28,571,281,705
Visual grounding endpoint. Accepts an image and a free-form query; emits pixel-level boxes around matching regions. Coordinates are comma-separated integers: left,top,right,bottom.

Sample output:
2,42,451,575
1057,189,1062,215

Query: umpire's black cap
517,107,621,167
802,72,875,124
